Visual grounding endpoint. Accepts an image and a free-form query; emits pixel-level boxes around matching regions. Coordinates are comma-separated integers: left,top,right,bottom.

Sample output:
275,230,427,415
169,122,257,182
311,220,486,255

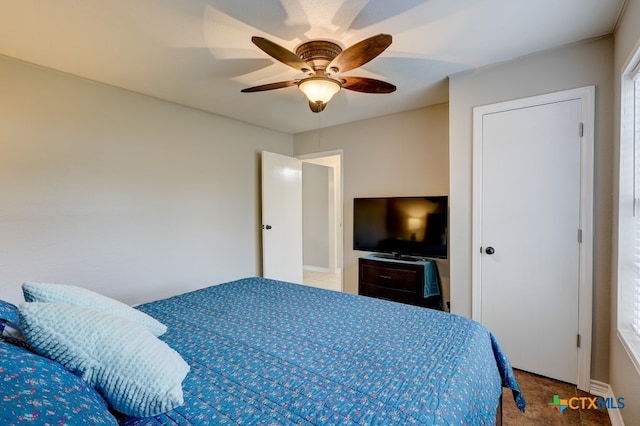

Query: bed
1,277,525,425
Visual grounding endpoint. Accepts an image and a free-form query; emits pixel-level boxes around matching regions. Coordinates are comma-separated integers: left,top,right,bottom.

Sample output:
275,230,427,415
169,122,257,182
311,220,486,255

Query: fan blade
341,77,396,93
327,34,392,74
251,36,310,72
309,101,327,113
241,80,299,92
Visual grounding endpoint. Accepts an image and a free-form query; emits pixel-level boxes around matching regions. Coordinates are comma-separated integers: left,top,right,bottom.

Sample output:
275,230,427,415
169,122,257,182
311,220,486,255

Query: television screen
353,196,448,259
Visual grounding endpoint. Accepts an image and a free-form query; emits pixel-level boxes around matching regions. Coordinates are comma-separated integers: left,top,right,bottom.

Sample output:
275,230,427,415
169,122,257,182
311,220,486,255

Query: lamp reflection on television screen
408,217,422,241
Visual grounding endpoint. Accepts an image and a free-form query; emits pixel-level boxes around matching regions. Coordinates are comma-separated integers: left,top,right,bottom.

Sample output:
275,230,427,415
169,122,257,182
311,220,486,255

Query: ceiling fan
241,34,396,113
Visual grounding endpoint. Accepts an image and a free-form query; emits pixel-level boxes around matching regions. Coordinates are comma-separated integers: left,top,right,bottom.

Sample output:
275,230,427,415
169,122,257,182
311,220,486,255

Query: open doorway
299,151,343,292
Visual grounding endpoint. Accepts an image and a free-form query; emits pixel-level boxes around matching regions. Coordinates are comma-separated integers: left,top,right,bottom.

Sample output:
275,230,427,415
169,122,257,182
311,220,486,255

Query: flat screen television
353,196,448,259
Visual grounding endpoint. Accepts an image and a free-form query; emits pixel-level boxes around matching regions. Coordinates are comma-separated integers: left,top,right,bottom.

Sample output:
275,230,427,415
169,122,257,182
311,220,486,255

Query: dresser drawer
359,282,420,305
360,263,419,291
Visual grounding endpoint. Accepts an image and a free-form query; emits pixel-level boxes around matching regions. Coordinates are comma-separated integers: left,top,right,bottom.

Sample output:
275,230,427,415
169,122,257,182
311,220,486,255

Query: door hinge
577,334,581,348
578,122,584,137
578,229,582,243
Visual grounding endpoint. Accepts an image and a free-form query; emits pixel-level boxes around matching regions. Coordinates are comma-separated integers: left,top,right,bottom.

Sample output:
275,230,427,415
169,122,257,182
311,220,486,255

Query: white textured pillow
22,282,167,336
19,302,190,417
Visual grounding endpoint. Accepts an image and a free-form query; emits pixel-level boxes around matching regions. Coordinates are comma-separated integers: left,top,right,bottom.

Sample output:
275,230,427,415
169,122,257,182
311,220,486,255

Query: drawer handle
379,275,392,280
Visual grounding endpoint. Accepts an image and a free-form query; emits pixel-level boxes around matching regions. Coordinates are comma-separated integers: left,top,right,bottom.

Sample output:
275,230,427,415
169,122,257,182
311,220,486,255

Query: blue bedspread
126,277,525,425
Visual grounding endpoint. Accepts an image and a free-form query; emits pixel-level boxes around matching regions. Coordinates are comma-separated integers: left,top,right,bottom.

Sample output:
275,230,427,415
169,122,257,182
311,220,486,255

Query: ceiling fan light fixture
298,76,341,105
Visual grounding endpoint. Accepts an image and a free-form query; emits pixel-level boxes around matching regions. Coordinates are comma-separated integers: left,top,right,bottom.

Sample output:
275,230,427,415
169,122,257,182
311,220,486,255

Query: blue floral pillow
0,318,27,349
0,340,118,425
0,299,19,323
0,300,27,348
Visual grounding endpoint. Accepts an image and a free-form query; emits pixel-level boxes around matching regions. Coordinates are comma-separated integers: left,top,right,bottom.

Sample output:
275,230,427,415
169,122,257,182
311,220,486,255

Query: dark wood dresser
358,255,442,310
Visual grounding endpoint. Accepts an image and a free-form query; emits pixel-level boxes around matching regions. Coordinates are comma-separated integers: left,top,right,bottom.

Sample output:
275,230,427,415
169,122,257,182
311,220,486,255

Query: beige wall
294,104,450,300
302,162,330,269
449,37,614,383
611,0,640,424
0,55,293,306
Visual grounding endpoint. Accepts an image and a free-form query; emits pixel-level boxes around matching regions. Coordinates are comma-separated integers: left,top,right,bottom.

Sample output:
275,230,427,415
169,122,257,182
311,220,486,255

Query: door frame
471,86,595,391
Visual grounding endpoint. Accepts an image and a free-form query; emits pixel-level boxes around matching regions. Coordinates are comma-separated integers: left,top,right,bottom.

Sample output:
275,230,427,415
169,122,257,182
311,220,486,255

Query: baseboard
303,265,331,273
590,380,625,426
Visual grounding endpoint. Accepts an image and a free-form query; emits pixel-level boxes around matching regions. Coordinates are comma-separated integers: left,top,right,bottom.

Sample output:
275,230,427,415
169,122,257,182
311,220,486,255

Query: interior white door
478,99,582,384
261,151,303,284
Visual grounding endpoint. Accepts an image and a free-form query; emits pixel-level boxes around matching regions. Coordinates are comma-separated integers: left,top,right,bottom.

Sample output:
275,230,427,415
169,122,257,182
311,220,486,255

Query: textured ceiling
0,0,625,134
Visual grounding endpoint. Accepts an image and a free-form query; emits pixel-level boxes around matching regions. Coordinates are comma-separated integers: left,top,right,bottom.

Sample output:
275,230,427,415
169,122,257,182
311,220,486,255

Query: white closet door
478,99,581,384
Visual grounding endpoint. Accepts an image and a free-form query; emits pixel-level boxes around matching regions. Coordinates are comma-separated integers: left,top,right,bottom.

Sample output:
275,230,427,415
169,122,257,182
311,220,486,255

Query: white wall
449,37,614,383
0,55,292,306
611,0,640,424
294,104,449,300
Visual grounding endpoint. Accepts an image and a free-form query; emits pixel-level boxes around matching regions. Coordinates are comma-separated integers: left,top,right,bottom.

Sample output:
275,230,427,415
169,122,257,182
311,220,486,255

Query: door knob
485,246,495,255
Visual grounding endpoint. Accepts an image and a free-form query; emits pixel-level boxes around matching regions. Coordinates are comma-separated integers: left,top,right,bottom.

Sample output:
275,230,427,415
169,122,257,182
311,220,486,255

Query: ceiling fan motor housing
295,40,342,73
